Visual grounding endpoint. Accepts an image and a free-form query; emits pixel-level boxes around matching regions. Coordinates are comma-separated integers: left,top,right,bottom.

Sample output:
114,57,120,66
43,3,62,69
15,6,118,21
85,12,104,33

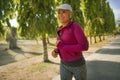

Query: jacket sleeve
61,24,89,53
55,35,60,53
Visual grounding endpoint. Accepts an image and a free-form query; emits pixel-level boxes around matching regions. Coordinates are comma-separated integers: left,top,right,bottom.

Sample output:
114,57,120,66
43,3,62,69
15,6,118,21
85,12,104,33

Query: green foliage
17,0,57,38
0,0,116,39
0,21,4,37
0,0,17,38
82,0,115,36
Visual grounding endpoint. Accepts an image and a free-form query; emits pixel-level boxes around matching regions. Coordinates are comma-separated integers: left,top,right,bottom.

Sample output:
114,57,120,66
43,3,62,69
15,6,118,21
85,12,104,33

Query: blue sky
107,0,120,20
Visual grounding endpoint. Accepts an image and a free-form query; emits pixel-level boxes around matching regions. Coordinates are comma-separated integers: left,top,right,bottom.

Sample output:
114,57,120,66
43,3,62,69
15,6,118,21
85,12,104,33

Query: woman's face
57,9,71,25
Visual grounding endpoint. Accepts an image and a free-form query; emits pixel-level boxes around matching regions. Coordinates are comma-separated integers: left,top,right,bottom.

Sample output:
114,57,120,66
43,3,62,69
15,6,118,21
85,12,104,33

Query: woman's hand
52,40,61,58
51,49,58,58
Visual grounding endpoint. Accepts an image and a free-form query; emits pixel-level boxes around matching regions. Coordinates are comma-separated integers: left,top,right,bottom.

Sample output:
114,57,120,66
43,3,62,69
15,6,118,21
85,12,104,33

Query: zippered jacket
56,21,89,62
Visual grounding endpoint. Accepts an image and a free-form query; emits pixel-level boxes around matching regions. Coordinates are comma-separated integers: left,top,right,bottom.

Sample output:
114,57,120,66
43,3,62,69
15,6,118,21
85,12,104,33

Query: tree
0,21,4,38
0,0,6,38
17,0,57,62
0,0,19,49
102,1,115,38
81,0,115,44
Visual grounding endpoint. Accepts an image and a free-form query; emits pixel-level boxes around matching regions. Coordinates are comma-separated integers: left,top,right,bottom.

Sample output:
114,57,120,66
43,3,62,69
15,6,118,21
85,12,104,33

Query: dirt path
0,37,115,80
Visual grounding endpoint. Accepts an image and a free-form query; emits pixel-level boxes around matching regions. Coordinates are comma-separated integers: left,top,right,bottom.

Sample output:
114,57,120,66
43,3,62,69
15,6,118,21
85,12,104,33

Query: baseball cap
56,4,72,12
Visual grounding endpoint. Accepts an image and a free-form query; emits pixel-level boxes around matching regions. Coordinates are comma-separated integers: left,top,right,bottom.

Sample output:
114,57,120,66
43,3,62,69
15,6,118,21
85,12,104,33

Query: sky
107,0,120,20
10,18,18,28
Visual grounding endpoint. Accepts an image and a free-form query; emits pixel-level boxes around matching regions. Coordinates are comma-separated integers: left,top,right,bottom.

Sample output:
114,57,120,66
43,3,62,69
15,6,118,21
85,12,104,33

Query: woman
52,4,89,80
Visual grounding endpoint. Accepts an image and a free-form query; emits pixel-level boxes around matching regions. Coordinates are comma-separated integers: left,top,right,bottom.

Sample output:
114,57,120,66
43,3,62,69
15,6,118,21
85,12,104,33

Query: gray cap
56,4,72,12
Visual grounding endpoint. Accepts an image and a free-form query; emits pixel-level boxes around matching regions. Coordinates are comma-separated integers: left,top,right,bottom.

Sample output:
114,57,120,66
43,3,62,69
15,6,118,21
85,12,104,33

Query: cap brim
56,7,66,11
56,7,71,12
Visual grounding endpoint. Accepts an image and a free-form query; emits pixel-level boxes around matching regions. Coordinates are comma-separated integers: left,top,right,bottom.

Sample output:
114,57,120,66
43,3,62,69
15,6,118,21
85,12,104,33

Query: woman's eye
63,11,66,13
58,10,67,14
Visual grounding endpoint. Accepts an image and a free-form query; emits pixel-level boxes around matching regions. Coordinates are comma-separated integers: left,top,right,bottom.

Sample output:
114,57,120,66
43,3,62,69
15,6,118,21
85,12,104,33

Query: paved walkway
53,36,120,80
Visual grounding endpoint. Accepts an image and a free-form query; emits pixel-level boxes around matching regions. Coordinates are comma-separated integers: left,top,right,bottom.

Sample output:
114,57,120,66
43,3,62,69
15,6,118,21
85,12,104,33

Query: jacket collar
57,21,74,31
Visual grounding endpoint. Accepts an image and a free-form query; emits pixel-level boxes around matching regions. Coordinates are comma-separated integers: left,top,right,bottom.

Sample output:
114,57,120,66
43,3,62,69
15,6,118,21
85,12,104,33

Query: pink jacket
56,21,89,62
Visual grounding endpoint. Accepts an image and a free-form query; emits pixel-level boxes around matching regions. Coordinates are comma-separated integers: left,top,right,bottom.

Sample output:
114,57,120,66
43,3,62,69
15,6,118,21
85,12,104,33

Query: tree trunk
9,36,17,49
35,37,39,45
42,34,49,62
89,36,92,45
47,37,50,44
94,36,97,43
99,35,102,42
6,28,18,49
103,35,105,40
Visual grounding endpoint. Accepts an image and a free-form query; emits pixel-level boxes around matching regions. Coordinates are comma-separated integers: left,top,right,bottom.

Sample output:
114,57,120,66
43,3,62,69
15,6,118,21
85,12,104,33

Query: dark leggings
60,63,87,80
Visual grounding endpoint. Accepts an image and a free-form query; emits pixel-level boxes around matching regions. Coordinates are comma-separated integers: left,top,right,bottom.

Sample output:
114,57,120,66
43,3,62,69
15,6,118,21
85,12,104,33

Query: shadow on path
44,60,60,65
0,50,16,66
95,37,120,55
96,48,120,55
87,37,120,80
87,60,120,80
12,48,43,56
0,48,43,66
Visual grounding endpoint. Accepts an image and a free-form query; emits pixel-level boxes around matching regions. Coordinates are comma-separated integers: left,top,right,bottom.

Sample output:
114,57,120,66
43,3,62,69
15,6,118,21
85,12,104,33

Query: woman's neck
62,21,70,27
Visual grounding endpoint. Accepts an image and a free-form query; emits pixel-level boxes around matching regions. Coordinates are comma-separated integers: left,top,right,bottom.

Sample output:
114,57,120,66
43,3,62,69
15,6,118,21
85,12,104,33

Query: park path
53,36,120,80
